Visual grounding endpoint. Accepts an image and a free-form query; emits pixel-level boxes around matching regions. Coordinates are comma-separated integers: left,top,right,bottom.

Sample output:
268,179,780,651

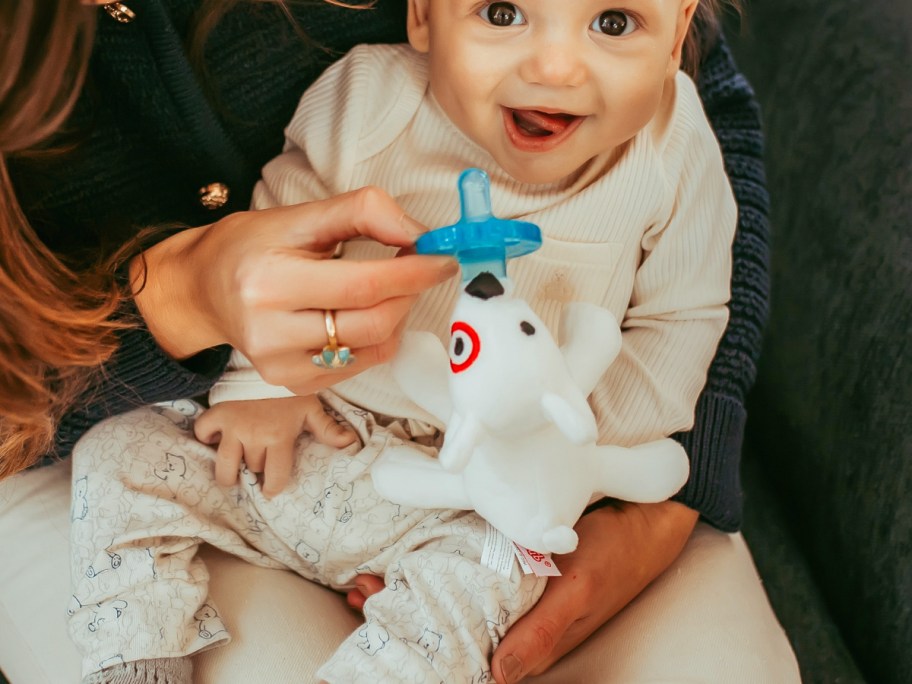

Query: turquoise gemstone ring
311,310,355,370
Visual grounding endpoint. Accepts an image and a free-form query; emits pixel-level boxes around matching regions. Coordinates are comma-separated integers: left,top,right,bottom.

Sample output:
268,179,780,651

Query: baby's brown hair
683,0,742,76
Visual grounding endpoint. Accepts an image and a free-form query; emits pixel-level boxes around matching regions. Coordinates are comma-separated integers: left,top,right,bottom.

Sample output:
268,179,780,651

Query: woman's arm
48,294,231,463
672,36,770,532
48,193,457,462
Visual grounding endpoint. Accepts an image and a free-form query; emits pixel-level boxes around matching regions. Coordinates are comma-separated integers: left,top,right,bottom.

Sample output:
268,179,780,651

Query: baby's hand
194,395,357,497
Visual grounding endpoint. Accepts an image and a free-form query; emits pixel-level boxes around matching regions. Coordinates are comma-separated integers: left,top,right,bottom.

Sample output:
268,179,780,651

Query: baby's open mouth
510,109,580,137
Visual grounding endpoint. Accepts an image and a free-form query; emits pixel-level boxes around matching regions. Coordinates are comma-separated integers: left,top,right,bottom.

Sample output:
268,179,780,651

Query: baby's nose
519,38,587,88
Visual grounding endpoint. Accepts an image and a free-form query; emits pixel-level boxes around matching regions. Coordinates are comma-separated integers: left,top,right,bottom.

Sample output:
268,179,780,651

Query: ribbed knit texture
208,349,295,405
14,1,768,531
83,657,191,684
673,39,770,531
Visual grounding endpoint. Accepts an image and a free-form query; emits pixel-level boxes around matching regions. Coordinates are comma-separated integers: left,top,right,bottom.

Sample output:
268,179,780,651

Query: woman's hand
489,501,698,683
131,186,457,394
193,395,357,498
346,500,698,683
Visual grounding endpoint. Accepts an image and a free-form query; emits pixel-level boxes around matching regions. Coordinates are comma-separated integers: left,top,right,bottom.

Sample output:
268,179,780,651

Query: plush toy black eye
520,321,535,336
454,338,464,356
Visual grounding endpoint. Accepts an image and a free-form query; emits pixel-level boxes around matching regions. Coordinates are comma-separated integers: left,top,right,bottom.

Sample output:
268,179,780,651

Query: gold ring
312,310,355,369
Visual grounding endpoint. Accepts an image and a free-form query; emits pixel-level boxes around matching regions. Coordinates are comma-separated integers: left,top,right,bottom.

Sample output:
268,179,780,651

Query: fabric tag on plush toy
512,543,562,577
481,522,518,578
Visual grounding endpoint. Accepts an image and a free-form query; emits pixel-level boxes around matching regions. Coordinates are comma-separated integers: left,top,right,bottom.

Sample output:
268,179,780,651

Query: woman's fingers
236,252,456,312
238,297,414,386
331,298,415,351
268,332,405,396
281,186,428,250
132,186,455,395
279,335,400,396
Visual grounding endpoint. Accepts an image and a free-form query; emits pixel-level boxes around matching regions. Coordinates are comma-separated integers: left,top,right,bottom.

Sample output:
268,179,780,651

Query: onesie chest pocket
510,238,627,331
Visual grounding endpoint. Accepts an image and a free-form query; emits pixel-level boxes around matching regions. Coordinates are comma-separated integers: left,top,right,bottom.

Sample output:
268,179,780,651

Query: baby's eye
480,2,526,27
591,10,637,37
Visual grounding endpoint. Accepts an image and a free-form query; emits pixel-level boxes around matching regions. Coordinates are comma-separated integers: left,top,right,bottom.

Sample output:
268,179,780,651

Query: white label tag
514,547,533,575
480,522,517,578
512,543,562,577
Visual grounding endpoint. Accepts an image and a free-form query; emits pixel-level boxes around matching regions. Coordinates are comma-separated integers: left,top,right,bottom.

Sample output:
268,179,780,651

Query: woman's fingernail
400,213,427,237
501,654,523,684
439,257,459,277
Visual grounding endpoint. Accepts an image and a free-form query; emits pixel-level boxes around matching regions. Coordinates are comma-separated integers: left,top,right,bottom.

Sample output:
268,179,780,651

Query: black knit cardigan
12,0,768,532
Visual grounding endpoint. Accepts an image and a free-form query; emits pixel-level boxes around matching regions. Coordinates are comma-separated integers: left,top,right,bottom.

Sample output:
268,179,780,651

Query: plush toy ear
391,331,453,424
559,303,622,396
464,272,505,300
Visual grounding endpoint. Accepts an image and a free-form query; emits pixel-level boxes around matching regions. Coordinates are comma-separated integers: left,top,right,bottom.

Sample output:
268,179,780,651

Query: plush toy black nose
464,272,505,300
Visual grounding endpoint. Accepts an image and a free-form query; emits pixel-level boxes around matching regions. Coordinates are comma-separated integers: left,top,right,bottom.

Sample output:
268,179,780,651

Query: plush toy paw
542,526,578,555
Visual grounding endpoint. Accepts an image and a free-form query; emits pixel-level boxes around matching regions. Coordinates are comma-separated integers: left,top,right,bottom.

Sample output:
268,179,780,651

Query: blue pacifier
415,168,541,282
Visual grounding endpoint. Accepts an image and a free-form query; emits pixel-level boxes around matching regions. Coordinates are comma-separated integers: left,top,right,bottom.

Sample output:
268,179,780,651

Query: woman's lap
528,524,801,683
0,460,799,683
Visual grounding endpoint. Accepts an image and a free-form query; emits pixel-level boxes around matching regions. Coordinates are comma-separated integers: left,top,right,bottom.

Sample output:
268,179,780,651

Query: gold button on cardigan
198,182,230,210
103,2,136,23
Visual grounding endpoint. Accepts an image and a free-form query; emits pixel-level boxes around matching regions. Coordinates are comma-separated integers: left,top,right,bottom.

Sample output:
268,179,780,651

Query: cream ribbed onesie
223,43,737,448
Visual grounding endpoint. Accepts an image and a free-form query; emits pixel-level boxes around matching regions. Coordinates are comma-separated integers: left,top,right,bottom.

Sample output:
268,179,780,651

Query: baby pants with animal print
68,393,545,683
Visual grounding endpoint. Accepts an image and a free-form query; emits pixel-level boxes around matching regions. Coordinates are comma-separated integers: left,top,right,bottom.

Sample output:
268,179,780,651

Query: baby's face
409,0,696,185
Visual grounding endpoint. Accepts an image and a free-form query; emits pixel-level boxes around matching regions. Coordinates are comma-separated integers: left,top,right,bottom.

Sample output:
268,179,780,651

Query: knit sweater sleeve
48,296,231,462
668,36,771,532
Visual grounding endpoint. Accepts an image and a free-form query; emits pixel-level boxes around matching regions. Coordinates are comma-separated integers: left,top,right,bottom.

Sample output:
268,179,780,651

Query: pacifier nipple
415,168,541,282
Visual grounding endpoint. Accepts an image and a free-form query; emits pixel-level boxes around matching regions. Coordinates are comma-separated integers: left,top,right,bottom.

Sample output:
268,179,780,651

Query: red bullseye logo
449,321,480,373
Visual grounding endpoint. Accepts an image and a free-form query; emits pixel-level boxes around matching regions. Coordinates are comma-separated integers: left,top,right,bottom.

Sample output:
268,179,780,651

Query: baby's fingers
305,407,358,449
262,440,296,498
193,408,222,445
214,437,244,487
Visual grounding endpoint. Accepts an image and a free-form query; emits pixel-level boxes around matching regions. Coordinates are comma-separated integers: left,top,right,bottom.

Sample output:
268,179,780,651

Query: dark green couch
726,1,911,683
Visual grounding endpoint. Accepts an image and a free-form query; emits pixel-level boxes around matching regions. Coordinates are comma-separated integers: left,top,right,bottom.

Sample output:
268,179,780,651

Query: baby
68,1,737,682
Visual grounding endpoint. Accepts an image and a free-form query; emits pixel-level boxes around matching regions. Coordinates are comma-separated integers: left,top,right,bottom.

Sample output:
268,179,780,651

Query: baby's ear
667,0,700,76
407,0,431,53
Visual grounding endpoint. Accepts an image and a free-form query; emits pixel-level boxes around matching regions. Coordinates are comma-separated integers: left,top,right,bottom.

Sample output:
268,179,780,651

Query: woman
0,1,799,682
0,0,455,479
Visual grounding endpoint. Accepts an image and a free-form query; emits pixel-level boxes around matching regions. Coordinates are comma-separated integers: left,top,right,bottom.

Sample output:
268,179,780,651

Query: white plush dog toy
372,272,690,554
